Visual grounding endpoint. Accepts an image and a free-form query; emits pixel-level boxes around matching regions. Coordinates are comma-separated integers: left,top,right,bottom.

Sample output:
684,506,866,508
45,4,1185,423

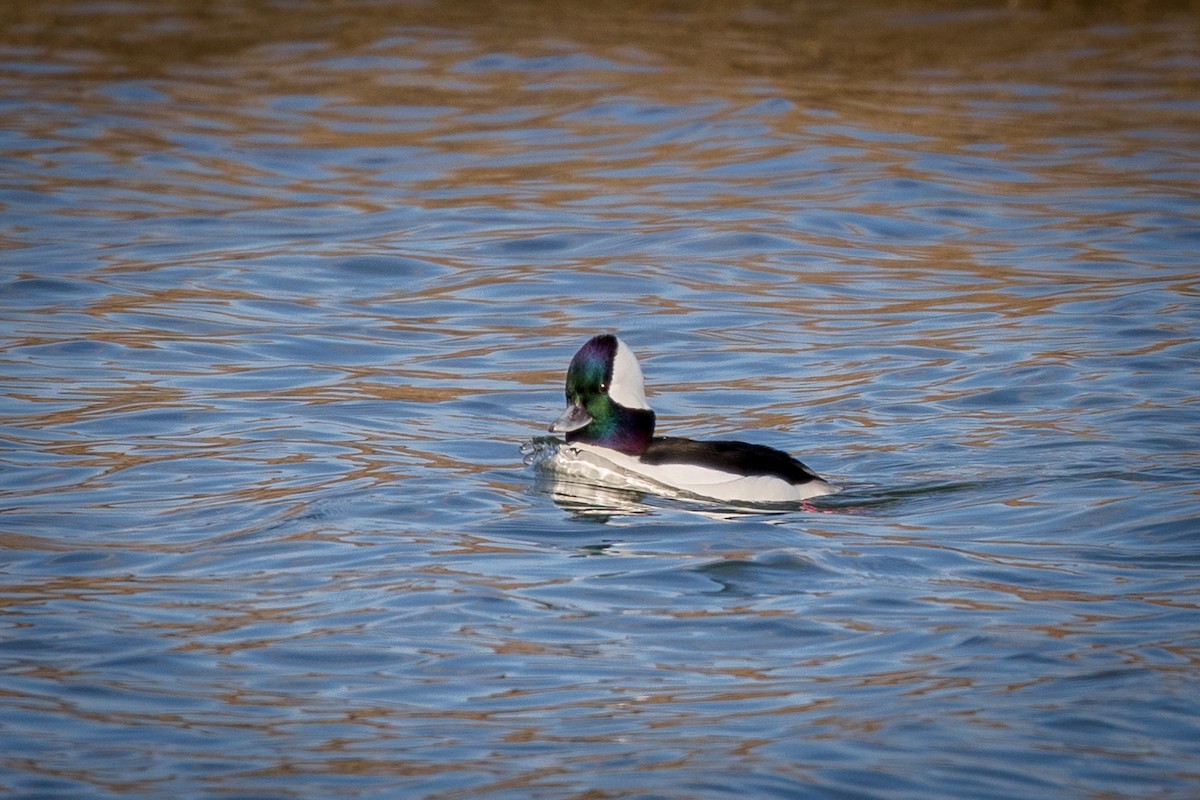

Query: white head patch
609,338,651,410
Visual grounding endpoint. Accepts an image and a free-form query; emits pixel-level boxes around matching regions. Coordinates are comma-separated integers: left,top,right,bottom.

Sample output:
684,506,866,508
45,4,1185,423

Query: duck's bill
550,403,591,433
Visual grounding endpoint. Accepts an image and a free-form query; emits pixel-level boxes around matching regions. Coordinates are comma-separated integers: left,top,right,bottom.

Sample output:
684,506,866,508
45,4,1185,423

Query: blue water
3,2,1199,798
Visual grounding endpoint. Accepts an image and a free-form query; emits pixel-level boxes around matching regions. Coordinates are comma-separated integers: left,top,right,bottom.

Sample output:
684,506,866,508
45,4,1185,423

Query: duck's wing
641,437,822,486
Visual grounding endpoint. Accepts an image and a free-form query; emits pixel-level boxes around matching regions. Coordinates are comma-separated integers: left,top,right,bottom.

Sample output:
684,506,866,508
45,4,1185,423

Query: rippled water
3,1,1199,798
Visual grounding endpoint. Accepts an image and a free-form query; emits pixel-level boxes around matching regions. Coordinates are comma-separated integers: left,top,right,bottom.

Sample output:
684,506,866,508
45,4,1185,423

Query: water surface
2,1,1199,798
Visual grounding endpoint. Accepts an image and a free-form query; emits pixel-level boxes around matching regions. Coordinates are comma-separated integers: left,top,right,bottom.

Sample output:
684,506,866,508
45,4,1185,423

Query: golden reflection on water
7,0,1194,319
5,0,1197,135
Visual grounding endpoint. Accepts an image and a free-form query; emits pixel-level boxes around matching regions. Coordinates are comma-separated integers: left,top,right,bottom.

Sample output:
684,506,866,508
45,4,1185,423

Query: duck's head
549,334,656,455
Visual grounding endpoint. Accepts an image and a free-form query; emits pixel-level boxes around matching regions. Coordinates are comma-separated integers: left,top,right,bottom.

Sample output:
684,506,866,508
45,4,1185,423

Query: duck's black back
641,437,821,486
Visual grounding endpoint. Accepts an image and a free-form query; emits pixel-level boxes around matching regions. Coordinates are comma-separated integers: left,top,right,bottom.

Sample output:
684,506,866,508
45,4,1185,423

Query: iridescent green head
549,334,656,455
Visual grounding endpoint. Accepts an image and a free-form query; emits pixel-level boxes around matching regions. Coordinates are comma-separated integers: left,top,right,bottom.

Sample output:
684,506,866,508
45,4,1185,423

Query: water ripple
3,2,1199,799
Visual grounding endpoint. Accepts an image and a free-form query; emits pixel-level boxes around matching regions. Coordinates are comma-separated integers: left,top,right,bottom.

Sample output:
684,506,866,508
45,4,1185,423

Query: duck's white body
550,441,835,504
540,334,836,507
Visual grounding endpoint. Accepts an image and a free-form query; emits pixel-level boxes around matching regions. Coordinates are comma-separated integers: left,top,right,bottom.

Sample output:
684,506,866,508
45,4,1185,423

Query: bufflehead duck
547,334,835,504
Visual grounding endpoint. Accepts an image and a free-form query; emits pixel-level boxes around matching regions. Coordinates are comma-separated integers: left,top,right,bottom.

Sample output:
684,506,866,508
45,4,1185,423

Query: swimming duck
547,334,835,504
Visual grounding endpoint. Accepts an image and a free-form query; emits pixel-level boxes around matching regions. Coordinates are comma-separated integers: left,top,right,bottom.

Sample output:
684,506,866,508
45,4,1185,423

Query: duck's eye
600,382,610,392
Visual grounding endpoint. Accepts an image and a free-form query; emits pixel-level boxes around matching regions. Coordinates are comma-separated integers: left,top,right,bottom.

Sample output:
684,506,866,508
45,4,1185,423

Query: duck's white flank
553,443,835,504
